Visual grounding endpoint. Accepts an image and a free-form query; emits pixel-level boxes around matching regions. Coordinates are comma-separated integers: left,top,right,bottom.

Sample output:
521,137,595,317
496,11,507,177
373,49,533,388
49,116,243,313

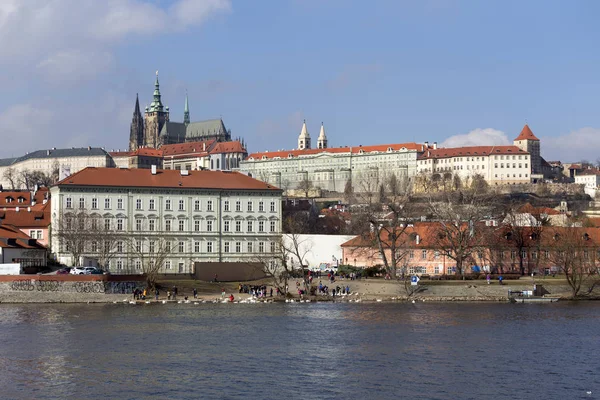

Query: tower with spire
143,71,170,148
298,120,311,150
129,94,145,151
317,122,328,149
513,124,541,175
184,92,190,125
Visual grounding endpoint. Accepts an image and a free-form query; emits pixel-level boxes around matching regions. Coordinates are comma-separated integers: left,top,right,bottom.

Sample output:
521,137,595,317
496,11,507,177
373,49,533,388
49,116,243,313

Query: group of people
238,284,272,297
317,281,351,297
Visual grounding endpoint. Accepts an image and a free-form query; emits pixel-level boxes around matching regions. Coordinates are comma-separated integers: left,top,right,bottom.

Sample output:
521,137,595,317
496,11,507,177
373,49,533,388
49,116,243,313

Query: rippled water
0,302,598,400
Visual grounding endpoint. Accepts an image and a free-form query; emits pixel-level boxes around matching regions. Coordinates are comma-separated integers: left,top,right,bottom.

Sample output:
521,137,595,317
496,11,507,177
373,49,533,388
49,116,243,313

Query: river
0,302,598,400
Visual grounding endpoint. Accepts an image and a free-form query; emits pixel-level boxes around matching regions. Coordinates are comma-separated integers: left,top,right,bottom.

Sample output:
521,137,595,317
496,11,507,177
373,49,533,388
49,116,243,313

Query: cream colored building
50,167,282,273
0,147,112,190
239,121,426,193
417,145,531,185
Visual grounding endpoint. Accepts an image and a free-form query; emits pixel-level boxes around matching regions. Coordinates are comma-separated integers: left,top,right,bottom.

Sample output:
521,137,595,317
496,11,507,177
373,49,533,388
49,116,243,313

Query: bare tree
546,228,600,297
54,211,93,266
470,173,488,193
503,205,544,275
3,167,18,190
343,179,354,204
297,175,313,198
127,237,174,289
355,169,380,204
427,189,495,276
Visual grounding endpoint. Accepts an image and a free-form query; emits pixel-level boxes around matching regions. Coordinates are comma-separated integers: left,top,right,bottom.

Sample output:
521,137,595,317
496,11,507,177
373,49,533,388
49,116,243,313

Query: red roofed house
50,167,282,273
161,139,247,172
0,224,47,268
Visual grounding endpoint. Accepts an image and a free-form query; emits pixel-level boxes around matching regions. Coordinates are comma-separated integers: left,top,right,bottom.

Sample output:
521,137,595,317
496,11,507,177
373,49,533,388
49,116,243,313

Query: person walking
193,288,198,299
155,288,159,300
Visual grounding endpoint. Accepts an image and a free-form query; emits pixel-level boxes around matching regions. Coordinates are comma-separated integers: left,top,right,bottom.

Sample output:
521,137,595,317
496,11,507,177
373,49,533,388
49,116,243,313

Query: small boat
510,296,559,303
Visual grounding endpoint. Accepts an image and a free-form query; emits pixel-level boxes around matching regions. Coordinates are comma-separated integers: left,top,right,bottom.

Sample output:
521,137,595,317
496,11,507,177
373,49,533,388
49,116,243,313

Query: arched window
216,159,220,170
211,159,214,170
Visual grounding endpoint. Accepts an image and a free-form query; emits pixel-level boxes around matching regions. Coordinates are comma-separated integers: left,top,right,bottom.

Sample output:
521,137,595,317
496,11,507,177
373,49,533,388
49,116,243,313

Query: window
91,218,97,230
247,221,253,232
270,242,276,253
29,230,37,239
194,241,200,253
259,242,265,253
78,218,85,230
235,201,241,212
135,240,142,252
194,220,200,232
224,242,230,253
270,221,276,232
235,242,241,253
421,250,427,260
165,261,171,270
259,201,264,212
149,219,155,231
104,219,111,230
259,221,265,232
92,198,98,209
79,198,85,209
149,199,155,210
178,199,185,211
247,201,253,212
434,266,440,274
105,198,111,209
409,251,414,259
233,220,241,232
91,241,98,252
136,199,142,210
165,241,172,252
117,198,123,210
224,220,230,232
179,241,185,253
194,200,200,211
544,250,550,259
117,219,124,231
207,220,213,232
116,260,123,270
179,220,185,231
247,242,253,253
136,219,142,231
207,241,213,253
149,241,155,253
117,241,123,253
224,200,230,212
135,260,141,270
66,197,72,208
165,199,172,211
270,201,276,212
207,200,213,212
434,251,440,260
165,220,171,231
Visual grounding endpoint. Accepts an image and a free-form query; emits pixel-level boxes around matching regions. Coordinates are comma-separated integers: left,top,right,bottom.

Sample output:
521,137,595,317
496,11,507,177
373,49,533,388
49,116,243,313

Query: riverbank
0,275,589,303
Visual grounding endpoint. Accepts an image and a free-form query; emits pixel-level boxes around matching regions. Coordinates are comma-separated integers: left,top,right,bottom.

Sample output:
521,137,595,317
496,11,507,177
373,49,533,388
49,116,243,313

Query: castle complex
129,72,231,151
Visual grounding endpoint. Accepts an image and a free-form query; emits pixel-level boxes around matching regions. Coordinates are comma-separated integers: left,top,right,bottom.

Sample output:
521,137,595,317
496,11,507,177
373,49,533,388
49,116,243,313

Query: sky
1,0,599,162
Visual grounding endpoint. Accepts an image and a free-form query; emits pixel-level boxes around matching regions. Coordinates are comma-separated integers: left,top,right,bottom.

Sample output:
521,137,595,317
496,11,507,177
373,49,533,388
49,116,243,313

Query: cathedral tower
129,93,144,151
317,122,328,149
298,120,311,150
184,92,190,125
143,71,170,148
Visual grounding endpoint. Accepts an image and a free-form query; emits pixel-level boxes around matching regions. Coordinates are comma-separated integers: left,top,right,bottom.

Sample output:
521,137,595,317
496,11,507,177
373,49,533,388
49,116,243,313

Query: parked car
90,268,106,275
70,267,98,275
56,268,70,275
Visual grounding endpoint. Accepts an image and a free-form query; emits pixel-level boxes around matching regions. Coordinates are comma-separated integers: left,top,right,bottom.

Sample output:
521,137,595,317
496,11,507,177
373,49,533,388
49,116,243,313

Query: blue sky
1,0,599,161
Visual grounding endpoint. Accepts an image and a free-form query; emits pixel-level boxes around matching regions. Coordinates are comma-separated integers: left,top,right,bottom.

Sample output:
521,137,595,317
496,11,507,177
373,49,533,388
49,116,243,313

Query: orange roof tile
0,225,46,249
210,141,247,155
0,191,31,207
248,142,425,160
0,201,51,228
418,145,527,160
161,140,217,157
55,167,281,191
514,124,540,141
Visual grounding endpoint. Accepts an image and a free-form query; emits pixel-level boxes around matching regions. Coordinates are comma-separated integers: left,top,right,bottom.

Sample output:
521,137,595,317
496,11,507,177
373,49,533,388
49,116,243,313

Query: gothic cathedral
129,72,232,151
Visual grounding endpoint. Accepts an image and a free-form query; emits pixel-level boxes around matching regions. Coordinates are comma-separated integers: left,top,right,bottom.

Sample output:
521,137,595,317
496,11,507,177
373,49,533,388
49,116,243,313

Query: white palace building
238,122,542,192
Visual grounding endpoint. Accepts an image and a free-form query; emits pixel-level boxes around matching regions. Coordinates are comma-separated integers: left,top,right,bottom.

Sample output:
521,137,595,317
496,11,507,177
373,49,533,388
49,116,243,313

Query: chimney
433,142,437,149
203,142,206,151
151,165,157,175
15,207,19,212
27,207,31,212
47,150,51,156
416,234,420,244
424,141,429,148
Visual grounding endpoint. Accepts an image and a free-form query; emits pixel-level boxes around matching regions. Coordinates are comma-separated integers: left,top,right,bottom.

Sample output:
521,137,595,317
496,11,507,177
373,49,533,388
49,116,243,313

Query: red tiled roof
33,188,49,204
109,151,131,157
0,191,31,207
248,142,425,160
0,201,51,228
577,169,600,176
0,225,46,249
161,140,216,157
55,167,281,191
514,124,540,141
418,145,527,160
518,203,560,216
109,148,163,157
210,141,246,155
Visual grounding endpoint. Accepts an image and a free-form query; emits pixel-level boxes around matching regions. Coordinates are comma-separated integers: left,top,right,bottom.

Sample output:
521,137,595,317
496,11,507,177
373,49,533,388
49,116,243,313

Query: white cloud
0,104,56,157
441,128,510,148
36,50,115,84
542,127,600,162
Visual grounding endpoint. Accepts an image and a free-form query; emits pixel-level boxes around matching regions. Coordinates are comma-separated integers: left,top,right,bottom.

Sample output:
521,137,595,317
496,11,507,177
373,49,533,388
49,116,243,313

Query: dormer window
5,197,13,203
554,233,560,241
584,233,590,241
505,232,513,241
358,149,364,154
387,147,393,152
288,154,293,158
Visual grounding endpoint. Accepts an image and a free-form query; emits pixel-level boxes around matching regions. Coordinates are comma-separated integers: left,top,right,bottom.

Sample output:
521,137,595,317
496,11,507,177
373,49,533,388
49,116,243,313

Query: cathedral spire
184,91,190,124
298,119,311,150
317,122,328,149
133,93,141,116
149,70,164,112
